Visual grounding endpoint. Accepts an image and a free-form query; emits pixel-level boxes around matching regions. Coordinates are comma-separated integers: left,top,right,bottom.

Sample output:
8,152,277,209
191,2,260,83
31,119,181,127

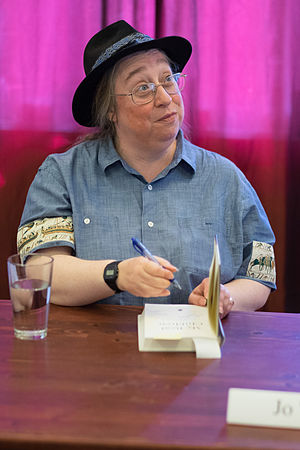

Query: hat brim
72,36,192,127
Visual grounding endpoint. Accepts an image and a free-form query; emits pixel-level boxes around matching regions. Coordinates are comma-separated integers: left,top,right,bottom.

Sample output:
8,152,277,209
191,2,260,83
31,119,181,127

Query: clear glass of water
7,253,54,340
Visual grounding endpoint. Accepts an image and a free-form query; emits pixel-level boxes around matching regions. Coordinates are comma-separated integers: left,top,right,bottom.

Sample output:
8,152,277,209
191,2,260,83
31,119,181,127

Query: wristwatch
103,260,123,293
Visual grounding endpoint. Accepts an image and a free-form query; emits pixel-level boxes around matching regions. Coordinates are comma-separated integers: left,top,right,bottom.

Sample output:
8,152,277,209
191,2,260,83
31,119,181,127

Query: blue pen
131,237,182,290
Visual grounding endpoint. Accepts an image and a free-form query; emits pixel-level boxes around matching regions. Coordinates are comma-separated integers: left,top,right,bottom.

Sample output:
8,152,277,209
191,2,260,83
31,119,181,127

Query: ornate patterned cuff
17,216,74,257
246,240,276,285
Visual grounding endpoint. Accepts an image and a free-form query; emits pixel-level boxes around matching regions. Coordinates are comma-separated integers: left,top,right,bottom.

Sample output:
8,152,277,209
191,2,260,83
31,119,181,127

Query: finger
136,269,172,291
219,296,234,318
129,279,171,297
190,278,209,297
155,256,178,273
222,296,234,309
188,292,207,306
144,259,176,282
202,279,210,299
142,287,171,298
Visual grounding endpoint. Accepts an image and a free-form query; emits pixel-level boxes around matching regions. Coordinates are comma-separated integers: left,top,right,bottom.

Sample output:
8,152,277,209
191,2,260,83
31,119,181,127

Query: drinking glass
7,253,54,340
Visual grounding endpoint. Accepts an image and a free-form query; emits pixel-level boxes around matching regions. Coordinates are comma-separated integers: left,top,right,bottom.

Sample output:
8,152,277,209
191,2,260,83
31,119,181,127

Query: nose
154,85,172,106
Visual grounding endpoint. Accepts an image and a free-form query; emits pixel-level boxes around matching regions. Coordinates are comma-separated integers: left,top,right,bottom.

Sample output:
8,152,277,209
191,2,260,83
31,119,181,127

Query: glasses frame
112,73,187,105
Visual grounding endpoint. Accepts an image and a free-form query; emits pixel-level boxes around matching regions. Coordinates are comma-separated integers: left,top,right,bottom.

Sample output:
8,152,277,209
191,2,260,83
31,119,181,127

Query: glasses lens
174,74,185,92
131,74,186,104
132,84,155,105
163,74,185,94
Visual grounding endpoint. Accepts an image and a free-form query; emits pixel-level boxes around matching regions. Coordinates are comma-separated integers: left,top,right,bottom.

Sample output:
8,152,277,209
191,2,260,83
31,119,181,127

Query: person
17,20,276,318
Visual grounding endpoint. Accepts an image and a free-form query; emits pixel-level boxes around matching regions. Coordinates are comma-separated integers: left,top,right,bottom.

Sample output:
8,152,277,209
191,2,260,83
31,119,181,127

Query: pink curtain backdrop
0,0,299,311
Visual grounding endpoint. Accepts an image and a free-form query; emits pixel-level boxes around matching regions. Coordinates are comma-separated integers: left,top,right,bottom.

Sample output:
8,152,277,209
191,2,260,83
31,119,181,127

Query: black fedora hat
72,20,192,127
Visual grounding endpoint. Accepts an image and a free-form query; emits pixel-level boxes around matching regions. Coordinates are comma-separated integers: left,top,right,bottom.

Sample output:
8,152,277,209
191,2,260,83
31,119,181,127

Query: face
111,50,184,151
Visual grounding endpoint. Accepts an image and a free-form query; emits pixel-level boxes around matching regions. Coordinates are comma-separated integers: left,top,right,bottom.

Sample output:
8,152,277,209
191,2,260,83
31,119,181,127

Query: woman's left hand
188,277,234,319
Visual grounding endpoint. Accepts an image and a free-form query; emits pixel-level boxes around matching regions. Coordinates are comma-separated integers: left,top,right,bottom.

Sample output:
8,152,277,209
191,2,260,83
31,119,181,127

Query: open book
137,237,225,359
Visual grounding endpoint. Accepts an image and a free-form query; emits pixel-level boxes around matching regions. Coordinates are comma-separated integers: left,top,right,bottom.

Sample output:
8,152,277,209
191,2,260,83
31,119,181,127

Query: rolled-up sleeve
233,175,276,290
17,157,75,257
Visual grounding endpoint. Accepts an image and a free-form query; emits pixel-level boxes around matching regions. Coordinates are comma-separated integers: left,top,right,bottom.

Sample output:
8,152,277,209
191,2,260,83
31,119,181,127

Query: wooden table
1,300,300,450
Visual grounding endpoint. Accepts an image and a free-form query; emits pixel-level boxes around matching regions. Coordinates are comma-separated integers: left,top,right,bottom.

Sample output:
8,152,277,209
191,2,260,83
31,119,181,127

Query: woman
17,20,276,318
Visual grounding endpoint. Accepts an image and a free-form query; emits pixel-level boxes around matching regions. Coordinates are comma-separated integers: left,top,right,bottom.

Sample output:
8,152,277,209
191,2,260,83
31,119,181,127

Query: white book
137,237,225,359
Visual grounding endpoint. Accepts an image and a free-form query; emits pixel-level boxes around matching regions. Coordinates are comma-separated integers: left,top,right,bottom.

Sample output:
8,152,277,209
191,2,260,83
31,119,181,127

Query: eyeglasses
113,73,186,105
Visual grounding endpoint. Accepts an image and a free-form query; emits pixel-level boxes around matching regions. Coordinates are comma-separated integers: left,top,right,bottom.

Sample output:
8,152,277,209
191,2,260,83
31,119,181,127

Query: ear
108,109,117,123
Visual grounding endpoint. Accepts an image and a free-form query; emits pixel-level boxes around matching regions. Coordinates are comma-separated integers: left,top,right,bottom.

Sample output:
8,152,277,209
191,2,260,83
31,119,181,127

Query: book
137,237,225,359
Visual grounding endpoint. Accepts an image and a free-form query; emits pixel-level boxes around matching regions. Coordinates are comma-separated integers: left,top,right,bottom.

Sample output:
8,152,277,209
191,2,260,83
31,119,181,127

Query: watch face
106,269,115,277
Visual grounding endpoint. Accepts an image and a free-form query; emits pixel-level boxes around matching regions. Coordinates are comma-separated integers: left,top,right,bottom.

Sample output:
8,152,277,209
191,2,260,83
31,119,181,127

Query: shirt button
84,218,91,224
147,184,153,191
148,221,154,228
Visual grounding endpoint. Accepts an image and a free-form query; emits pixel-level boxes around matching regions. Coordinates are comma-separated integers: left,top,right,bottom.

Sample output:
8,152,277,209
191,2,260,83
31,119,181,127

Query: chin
160,125,180,141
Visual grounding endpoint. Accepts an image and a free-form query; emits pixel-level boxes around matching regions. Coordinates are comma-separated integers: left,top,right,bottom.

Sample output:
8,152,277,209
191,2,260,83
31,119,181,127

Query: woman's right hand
117,256,177,297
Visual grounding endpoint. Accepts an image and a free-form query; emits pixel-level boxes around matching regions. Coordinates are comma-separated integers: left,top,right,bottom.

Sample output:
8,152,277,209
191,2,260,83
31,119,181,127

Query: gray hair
90,64,118,139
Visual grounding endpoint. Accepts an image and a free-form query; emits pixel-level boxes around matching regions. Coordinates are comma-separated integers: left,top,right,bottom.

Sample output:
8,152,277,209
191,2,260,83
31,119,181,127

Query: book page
143,304,216,340
207,236,221,336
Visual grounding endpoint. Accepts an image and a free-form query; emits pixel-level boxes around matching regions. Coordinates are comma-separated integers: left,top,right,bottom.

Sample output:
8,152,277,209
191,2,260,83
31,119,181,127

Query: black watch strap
103,260,123,293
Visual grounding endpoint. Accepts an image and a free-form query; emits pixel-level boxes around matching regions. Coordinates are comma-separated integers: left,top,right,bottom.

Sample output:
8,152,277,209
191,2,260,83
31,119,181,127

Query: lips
157,112,177,121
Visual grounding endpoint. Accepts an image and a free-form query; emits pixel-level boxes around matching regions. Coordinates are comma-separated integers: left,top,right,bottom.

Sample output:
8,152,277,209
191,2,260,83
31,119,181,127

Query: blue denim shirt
18,131,276,305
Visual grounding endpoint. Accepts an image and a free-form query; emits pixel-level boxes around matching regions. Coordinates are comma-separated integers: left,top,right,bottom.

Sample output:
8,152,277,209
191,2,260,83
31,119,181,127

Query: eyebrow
125,66,146,82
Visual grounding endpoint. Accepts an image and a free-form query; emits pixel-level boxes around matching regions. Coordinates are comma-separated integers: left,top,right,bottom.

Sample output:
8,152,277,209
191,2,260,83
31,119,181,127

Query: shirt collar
172,130,196,173
97,137,122,172
97,129,197,174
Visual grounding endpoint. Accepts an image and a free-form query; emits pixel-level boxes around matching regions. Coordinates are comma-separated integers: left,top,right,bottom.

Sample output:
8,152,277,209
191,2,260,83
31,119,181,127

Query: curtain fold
1,0,299,311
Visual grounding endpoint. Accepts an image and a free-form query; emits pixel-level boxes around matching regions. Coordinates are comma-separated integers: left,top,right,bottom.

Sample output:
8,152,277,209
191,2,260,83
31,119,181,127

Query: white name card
227,388,300,429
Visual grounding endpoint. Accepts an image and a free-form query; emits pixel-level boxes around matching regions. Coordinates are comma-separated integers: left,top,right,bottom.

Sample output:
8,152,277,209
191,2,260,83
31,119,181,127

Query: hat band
91,32,153,71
